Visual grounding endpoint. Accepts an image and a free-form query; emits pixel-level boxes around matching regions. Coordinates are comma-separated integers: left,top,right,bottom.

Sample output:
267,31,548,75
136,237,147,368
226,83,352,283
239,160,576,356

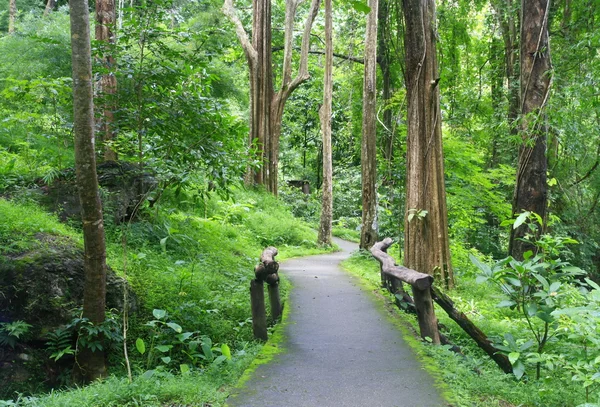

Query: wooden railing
371,238,513,374
250,247,282,341
371,238,440,344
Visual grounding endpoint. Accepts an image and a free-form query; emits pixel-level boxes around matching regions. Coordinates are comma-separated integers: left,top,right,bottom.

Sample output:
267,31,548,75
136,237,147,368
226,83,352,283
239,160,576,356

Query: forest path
226,237,447,407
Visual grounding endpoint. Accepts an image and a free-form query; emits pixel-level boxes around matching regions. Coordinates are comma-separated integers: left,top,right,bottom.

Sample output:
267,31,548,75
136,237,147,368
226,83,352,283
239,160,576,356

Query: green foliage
112,0,248,198
473,216,586,380
0,321,32,349
134,308,232,373
45,328,74,362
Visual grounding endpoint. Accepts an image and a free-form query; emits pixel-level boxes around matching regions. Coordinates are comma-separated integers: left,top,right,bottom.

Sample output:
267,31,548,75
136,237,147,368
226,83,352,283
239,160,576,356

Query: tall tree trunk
224,0,321,195
43,0,55,16
509,0,551,259
378,0,393,163
69,0,108,382
492,0,520,140
489,36,505,167
360,0,379,250
96,0,118,161
402,0,453,288
8,0,16,34
318,0,333,246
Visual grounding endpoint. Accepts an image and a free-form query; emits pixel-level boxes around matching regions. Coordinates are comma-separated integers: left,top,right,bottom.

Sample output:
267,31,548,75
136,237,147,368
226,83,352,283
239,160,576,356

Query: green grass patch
332,226,360,243
0,198,80,254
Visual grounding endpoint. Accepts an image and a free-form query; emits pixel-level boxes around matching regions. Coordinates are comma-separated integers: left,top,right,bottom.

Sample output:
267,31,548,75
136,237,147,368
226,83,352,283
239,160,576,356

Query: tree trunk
69,0,108,382
378,0,393,163
223,0,322,196
360,0,379,250
8,0,16,34
491,0,520,144
43,0,55,16
509,0,551,259
96,0,118,161
318,0,333,246
402,0,453,287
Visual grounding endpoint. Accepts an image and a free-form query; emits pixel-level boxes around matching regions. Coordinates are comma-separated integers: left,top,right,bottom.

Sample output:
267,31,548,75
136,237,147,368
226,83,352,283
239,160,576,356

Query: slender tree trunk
96,0,118,161
43,0,55,16
69,0,108,382
8,0,16,34
360,0,379,250
489,36,504,167
509,0,551,259
318,0,333,246
378,0,393,163
402,0,453,287
492,0,520,139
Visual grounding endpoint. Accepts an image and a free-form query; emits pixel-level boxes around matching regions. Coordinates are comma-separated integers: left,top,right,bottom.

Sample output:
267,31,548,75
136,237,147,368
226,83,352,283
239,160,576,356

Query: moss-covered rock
0,233,135,335
38,160,156,223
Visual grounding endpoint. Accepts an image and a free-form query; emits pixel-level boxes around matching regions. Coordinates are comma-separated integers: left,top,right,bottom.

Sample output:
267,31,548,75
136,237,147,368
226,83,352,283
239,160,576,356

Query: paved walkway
227,238,447,407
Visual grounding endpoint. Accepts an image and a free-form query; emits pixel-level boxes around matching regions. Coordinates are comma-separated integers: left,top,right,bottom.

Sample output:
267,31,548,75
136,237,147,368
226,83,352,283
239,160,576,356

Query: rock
0,233,137,336
38,160,157,223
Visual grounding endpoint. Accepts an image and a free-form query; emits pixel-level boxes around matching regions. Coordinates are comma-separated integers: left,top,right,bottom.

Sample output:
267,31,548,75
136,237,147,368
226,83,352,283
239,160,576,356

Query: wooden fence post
250,246,281,340
250,279,268,341
268,281,282,321
411,287,440,344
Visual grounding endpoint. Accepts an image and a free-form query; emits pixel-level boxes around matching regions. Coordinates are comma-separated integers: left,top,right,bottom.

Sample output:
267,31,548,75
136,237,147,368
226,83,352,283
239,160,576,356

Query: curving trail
227,237,447,407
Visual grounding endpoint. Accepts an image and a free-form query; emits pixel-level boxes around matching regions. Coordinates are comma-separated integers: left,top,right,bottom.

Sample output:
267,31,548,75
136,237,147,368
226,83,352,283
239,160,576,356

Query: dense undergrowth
0,184,336,406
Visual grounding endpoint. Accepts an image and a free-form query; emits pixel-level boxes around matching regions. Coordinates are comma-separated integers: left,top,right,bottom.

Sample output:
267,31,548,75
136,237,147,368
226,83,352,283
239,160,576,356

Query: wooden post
251,246,280,340
411,287,440,344
250,279,268,341
268,282,282,321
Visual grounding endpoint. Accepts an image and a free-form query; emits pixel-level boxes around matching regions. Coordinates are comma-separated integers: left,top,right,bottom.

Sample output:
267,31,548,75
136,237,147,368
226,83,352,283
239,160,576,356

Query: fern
46,328,74,361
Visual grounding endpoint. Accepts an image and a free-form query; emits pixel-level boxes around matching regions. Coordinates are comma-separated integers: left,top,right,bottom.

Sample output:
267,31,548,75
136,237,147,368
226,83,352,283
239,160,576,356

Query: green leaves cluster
135,309,232,375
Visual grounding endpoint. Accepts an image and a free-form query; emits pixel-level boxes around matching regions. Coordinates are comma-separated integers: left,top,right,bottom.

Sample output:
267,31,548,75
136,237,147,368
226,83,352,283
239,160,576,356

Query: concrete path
227,238,447,407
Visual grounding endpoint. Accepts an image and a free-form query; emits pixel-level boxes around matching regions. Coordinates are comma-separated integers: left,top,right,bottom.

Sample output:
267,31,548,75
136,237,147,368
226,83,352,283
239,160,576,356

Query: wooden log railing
250,246,282,341
371,238,440,344
371,238,513,374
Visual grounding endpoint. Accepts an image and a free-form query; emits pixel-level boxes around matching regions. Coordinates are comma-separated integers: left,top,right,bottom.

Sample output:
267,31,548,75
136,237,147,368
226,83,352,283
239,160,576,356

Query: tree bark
402,0,453,287
360,0,379,250
491,0,520,147
95,0,118,161
378,0,393,163
509,0,551,259
318,0,333,246
223,0,322,195
69,0,108,382
43,0,56,17
8,0,16,34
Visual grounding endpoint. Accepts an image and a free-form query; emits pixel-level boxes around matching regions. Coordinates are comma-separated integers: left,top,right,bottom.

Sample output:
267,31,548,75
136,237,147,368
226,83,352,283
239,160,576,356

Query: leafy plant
473,213,585,379
0,321,32,349
135,309,232,373
46,327,75,361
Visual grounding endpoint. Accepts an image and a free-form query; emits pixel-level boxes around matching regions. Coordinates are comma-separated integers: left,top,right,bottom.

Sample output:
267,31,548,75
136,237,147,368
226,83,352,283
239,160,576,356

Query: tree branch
222,0,257,63
273,46,364,64
572,145,600,186
282,0,322,101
